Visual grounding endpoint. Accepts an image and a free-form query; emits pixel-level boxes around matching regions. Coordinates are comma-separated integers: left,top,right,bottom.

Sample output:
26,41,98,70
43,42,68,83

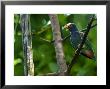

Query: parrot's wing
79,31,93,50
85,39,96,61
85,38,94,51
79,31,96,60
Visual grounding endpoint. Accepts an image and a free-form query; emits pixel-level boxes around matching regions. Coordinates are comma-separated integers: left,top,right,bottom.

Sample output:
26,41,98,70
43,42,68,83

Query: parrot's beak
63,24,69,31
63,23,73,31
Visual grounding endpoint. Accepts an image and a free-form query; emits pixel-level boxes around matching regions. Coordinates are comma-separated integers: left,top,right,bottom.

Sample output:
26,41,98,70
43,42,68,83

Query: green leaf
14,58,22,66
48,62,58,72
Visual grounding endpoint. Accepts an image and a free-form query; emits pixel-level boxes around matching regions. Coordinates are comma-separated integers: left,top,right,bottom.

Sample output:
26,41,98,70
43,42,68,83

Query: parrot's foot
75,50,81,55
77,44,85,49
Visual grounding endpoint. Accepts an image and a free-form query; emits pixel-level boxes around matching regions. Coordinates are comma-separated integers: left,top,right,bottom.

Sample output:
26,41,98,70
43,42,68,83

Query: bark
49,14,67,76
20,14,34,76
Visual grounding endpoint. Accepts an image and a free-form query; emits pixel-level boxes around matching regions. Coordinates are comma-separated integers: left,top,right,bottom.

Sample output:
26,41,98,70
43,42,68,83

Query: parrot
64,23,96,61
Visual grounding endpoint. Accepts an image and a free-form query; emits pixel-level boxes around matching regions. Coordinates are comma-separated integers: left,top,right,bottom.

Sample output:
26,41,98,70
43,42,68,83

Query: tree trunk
20,14,34,76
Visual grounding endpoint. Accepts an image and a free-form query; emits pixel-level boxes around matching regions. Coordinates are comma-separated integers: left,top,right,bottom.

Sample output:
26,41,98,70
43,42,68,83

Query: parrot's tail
80,50,96,61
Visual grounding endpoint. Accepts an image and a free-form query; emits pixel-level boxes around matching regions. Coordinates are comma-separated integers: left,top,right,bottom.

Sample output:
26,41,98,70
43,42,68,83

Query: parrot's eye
68,24,73,29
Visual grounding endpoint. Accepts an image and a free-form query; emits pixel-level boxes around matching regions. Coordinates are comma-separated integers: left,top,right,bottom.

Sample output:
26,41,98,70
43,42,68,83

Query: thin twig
67,15,95,75
81,24,97,32
49,14,67,76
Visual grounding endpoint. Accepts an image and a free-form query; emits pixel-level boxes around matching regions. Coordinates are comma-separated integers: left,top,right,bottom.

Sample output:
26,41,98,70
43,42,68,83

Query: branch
67,15,95,75
39,37,52,43
20,14,34,76
49,14,67,76
81,24,97,32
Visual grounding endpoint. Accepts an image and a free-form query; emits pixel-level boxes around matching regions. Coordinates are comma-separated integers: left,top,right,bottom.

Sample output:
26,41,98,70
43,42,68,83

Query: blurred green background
14,14,97,76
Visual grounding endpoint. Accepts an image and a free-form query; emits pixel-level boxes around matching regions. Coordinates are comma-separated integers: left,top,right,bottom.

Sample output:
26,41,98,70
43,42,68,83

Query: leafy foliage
14,14,97,76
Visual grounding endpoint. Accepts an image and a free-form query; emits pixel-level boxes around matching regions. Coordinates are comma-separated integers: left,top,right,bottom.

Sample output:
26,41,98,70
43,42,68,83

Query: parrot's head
63,23,77,31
